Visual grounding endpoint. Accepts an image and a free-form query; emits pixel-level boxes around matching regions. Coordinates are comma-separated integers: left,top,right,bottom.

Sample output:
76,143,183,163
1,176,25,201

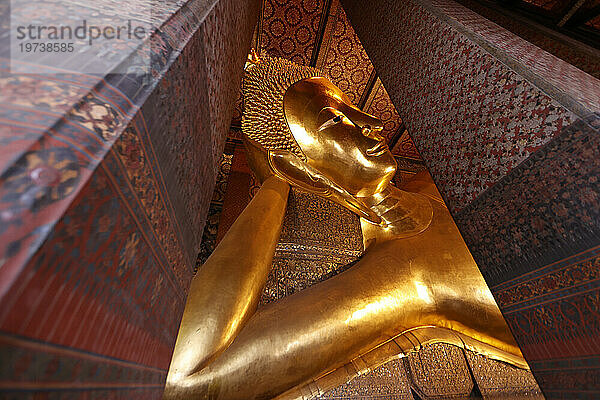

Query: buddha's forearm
164,176,289,391
168,201,525,399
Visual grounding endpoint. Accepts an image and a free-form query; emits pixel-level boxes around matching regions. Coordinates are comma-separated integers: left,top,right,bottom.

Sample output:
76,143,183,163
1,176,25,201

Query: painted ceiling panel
365,79,404,144
319,3,375,105
581,0,600,10
521,0,568,13
260,0,326,65
392,130,422,160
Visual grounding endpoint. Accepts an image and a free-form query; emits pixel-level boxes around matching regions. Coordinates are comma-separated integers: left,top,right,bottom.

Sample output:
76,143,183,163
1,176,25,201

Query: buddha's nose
345,107,384,133
362,125,385,141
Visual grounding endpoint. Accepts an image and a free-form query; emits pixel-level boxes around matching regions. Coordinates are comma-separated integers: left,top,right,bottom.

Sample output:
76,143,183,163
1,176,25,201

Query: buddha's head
242,55,397,223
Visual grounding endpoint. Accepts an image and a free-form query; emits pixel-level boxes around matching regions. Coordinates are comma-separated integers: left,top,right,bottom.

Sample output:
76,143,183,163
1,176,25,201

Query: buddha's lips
366,142,389,156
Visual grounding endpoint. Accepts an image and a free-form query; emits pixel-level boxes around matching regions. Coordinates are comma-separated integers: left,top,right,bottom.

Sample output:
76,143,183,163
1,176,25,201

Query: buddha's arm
169,200,525,400
164,176,289,394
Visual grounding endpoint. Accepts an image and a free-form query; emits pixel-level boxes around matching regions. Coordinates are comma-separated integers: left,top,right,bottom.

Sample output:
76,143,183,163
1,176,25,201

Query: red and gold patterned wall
0,0,260,398
342,0,600,397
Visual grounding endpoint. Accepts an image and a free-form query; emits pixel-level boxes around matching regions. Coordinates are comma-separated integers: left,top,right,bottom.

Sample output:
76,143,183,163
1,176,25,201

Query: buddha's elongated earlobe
267,149,383,225
243,136,275,184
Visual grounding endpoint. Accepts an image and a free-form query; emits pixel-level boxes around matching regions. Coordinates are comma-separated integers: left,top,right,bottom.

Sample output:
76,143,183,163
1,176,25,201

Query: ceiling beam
462,0,600,49
310,0,333,67
254,0,264,50
358,69,378,110
387,123,406,150
557,0,587,27
567,4,600,26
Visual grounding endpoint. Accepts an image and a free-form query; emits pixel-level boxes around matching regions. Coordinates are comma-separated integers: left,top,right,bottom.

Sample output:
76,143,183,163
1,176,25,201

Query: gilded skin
163,55,527,399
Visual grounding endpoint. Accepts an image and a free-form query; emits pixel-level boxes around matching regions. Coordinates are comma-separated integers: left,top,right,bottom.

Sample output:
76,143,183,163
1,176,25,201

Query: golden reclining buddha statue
163,54,528,399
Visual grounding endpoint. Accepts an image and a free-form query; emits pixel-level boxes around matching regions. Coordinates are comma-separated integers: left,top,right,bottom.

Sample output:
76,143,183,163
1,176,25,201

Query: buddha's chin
347,172,394,198
355,166,397,197
354,180,391,198
315,153,396,198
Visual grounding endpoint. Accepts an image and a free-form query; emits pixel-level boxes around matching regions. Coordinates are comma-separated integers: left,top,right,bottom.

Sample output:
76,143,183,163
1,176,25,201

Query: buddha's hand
244,137,382,224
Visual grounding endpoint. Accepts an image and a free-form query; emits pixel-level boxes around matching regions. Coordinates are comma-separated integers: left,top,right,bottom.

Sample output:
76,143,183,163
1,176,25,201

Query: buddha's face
284,77,396,197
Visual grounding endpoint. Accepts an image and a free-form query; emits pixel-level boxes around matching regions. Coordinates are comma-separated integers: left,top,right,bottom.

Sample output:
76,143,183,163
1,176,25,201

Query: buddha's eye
317,113,346,132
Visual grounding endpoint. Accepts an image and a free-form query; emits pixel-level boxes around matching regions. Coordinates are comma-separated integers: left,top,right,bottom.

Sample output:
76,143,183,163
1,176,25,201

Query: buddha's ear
268,149,383,225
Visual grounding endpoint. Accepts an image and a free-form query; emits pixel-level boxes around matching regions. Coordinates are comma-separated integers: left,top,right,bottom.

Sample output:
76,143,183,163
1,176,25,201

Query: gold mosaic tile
260,188,363,305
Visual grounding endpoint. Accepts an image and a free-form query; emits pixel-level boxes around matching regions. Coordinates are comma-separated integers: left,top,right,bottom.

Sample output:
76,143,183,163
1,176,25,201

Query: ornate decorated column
0,0,259,398
341,0,600,397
